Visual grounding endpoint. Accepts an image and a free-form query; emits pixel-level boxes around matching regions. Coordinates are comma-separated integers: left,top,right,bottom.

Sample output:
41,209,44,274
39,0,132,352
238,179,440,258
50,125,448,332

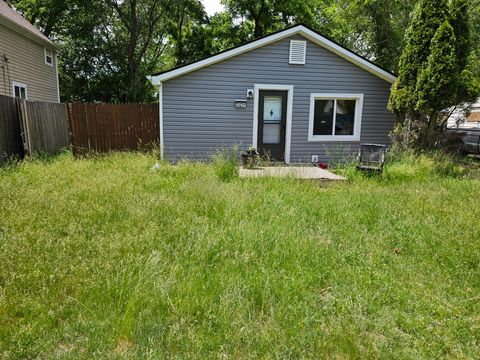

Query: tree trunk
128,58,138,102
253,17,262,38
127,0,138,102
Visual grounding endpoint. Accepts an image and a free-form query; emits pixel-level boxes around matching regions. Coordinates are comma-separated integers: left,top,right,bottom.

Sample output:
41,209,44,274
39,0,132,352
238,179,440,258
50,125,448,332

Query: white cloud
201,0,224,16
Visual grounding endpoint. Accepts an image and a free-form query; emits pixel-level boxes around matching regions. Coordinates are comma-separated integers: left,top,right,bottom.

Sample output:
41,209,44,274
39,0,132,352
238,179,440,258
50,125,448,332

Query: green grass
0,151,479,359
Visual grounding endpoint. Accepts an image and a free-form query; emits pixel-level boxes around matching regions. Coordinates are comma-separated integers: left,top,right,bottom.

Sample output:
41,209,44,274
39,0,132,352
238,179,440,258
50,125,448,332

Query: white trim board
158,84,164,160
148,25,396,85
54,53,60,102
308,93,364,142
253,84,294,164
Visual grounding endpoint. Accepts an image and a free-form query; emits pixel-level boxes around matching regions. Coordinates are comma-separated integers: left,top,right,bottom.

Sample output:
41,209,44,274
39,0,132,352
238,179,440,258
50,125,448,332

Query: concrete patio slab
239,166,346,180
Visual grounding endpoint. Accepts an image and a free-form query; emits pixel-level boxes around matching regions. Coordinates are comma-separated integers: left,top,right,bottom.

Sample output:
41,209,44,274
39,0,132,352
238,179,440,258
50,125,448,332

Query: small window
45,47,53,66
289,40,306,65
308,94,363,141
12,82,27,99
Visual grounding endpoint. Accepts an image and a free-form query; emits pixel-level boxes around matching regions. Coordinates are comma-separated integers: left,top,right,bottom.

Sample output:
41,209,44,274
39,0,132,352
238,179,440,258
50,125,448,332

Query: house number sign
234,100,247,109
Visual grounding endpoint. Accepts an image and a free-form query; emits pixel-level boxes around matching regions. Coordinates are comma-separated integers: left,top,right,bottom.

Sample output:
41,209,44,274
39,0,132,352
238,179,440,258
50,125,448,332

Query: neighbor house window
12,81,27,99
308,93,363,141
45,48,53,66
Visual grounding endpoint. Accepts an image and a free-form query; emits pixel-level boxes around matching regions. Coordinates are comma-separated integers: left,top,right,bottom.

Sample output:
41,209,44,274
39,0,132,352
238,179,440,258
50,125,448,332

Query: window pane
313,99,334,135
14,86,20,98
335,100,356,135
263,96,282,123
263,123,281,144
45,49,53,64
20,87,26,99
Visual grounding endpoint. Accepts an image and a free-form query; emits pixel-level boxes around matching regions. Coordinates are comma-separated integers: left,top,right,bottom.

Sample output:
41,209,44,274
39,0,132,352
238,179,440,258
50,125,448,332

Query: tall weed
212,146,239,182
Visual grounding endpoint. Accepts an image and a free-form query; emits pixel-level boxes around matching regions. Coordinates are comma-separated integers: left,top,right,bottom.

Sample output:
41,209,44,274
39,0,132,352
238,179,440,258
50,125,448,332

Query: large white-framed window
12,81,28,99
44,47,54,66
308,93,363,142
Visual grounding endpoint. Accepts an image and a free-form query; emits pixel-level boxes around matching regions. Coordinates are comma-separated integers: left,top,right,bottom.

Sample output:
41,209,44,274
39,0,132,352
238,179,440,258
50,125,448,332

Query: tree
204,11,253,52
349,0,416,72
389,0,450,115
415,21,457,116
58,2,131,103
166,0,209,66
220,0,322,39
107,0,171,102
5,0,70,37
221,0,274,38
388,0,480,148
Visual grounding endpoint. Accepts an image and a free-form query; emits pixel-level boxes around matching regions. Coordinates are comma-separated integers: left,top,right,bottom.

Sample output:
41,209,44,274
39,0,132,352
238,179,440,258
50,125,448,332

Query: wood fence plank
0,95,24,164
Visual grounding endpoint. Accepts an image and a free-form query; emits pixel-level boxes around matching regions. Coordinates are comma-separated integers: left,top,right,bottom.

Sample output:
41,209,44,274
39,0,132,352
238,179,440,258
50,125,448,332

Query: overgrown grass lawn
1,152,479,359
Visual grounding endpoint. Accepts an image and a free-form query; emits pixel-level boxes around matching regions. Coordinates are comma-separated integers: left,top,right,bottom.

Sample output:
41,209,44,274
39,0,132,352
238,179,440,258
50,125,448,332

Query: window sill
308,135,360,142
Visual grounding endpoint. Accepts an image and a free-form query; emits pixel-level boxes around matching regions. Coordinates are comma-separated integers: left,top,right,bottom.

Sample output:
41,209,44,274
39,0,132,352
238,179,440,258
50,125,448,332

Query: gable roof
0,0,56,48
148,24,397,86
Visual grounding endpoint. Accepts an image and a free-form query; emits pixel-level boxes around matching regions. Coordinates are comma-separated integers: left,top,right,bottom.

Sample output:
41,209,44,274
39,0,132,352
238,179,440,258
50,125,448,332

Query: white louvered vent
289,40,306,65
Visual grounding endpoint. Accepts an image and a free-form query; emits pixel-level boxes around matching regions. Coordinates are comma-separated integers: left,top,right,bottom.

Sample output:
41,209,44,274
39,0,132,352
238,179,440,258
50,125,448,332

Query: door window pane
335,100,355,135
263,123,281,144
263,96,282,123
313,99,334,135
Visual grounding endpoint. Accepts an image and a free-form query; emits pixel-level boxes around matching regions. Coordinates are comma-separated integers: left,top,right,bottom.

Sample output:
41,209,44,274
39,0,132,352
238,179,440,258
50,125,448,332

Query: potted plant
241,145,259,168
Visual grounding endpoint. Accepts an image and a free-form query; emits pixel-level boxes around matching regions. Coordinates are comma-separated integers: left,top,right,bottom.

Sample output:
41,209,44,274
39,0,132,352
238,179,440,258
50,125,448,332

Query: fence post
66,103,75,155
18,99,33,156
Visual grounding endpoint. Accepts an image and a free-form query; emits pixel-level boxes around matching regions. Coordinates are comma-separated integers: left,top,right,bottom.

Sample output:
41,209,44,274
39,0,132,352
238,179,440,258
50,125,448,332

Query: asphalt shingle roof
0,0,55,47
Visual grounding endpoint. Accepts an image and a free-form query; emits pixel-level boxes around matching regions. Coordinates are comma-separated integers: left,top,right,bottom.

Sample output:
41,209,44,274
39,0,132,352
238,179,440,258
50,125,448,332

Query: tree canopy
4,0,480,107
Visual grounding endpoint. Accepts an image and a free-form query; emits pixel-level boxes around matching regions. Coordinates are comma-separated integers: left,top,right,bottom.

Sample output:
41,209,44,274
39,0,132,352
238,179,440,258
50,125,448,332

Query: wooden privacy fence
0,95,69,164
1,96,160,164
0,95,23,165
67,103,159,154
19,100,70,155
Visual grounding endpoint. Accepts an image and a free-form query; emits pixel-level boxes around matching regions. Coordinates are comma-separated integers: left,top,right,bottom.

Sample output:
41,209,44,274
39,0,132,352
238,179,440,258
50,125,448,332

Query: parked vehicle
444,128,480,154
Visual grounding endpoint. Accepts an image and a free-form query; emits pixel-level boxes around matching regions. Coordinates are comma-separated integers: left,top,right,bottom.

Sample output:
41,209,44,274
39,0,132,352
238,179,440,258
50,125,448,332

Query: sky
201,0,224,16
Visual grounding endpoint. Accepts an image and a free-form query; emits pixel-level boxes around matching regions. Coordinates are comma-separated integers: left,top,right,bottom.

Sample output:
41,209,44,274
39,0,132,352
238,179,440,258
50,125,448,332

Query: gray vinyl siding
162,34,395,163
0,23,58,102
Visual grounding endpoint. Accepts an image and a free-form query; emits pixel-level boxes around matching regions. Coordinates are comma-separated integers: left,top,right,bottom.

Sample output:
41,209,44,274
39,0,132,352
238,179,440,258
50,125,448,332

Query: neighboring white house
448,101,480,129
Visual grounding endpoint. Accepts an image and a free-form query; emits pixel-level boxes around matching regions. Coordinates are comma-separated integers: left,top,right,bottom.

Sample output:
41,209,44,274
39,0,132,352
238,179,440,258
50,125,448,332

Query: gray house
148,25,397,163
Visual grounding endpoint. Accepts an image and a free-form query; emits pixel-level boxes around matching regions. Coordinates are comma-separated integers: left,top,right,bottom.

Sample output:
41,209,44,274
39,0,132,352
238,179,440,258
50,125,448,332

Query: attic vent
289,40,306,65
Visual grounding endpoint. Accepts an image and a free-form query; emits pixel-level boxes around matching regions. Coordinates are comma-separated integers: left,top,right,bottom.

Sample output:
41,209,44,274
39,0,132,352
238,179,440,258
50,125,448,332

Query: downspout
54,52,60,103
